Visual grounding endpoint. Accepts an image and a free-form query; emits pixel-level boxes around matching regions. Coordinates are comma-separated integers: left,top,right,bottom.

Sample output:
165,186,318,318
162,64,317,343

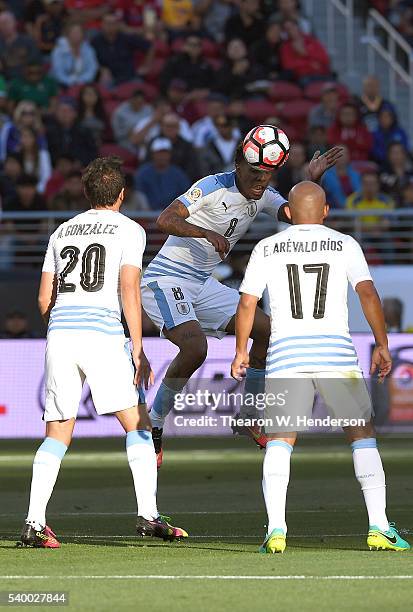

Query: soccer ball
242,125,290,170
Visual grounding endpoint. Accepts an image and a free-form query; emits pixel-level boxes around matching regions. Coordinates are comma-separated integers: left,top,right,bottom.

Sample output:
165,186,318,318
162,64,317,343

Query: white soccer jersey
42,208,146,335
239,224,373,375
143,170,286,285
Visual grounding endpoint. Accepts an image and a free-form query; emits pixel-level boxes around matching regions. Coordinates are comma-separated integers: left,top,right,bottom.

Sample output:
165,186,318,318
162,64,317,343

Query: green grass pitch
0,436,412,611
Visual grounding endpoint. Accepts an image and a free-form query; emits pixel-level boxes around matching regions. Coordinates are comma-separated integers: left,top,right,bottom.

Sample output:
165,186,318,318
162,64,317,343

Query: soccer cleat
259,528,286,554
136,515,188,542
152,427,163,468
231,413,268,449
17,523,61,548
367,523,411,551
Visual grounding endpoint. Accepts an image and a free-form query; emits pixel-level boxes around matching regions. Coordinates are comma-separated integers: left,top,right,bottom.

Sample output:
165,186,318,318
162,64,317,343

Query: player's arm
120,264,154,389
38,272,57,325
307,146,344,183
157,199,230,260
231,293,259,381
356,280,392,381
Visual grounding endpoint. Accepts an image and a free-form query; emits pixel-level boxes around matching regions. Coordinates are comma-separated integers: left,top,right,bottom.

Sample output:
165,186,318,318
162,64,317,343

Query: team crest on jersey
176,302,190,315
247,201,257,217
187,187,202,203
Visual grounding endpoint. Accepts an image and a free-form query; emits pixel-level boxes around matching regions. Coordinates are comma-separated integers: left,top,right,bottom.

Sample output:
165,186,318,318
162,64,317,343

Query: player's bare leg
116,403,188,542
344,421,410,551
226,308,270,448
19,418,75,548
149,320,207,466
260,433,297,553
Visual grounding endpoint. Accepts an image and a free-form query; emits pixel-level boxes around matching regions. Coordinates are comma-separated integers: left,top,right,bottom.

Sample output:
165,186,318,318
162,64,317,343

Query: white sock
262,440,293,535
26,437,67,530
352,438,389,532
126,430,158,521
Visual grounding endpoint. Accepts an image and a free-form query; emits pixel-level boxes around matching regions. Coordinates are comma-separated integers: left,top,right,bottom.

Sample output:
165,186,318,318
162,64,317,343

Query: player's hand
308,146,344,182
134,349,155,389
231,351,250,381
203,229,230,260
370,345,392,383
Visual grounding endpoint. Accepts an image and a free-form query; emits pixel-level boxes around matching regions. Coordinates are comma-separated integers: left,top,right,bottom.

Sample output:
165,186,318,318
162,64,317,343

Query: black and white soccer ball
242,125,290,170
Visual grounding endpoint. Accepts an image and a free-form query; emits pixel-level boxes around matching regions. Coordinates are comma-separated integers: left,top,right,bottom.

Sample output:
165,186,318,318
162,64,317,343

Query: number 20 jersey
42,209,146,335
239,224,372,375
143,171,286,285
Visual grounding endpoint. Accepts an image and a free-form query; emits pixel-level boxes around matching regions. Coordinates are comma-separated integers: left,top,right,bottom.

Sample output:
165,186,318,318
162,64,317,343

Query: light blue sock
150,381,179,428
241,367,265,419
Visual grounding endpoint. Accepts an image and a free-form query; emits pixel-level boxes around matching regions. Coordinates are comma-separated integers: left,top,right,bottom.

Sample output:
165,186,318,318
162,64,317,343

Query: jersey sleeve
239,242,268,298
121,223,146,270
345,236,373,289
261,187,287,219
41,232,57,273
177,175,222,214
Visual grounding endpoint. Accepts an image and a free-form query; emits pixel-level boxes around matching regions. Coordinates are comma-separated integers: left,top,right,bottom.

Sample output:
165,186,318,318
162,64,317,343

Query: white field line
0,575,412,581
0,533,370,539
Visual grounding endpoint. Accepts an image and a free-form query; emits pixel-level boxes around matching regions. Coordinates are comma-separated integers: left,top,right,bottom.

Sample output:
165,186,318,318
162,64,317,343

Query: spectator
280,19,330,84
275,142,307,197
18,127,52,193
0,154,23,207
322,145,361,208
64,0,109,30
45,97,98,165
306,125,328,158
372,105,410,165
194,0,235,42
160,35,213,96
199,114,239,175
5,173,47,212
0,11,41,79
30,0,67,55
227,96,254,136
119,172,150,211
309,82,340,129
131,98,192,159
44,153,79,202
49,169,89,210
380,142,413,204
345,171,394,224
0,100,46,162
357,75,395,133
250,18,284,81
161,0,198,38
328,103,373,162
156,112,201,182
114,0,162,35
272,0,312,34
401,177,413,208
224,0,265,46
111,88,152,151
91,14,152,85
134,137,191,210
165,79,199,125
215,38,265,98
77,84,108,147
192,93,235,148
8,60,59,110
0,311,35,338
50,21,98,87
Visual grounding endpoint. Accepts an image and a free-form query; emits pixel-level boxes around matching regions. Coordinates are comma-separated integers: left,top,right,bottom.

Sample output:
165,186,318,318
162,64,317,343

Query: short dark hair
82,157,125,207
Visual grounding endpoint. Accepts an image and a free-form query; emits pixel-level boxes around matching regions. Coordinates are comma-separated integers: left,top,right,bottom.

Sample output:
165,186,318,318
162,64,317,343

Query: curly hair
82,157,125,207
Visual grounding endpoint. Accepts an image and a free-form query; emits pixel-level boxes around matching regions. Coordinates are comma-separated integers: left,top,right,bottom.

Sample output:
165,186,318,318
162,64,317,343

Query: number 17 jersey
239,224,372,375
42,208,146,335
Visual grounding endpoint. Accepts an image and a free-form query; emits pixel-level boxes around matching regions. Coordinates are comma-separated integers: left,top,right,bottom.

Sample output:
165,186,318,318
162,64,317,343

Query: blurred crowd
370,1,413,45
0,0,412,273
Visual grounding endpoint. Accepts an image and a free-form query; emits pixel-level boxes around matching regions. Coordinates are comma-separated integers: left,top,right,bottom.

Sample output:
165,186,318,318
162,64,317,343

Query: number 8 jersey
42,209,146,335
239,224,372,376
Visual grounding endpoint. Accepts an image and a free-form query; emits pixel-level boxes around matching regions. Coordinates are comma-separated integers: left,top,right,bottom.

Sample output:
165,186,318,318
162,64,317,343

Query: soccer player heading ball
141,124,343,466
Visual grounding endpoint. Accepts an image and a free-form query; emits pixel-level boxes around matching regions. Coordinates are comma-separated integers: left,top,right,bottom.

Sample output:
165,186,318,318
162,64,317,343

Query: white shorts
141,275,240,338
44,330,144,422
263,370,373,433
